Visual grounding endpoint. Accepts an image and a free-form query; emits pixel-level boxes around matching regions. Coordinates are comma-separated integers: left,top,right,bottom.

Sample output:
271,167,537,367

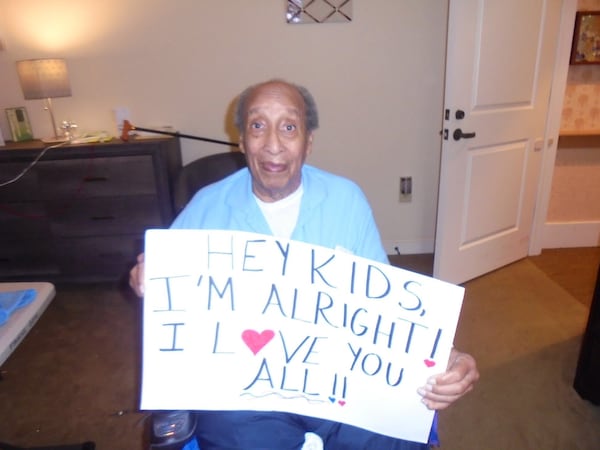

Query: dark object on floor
172,151,247,214
574,262,600,405
0,441,95,450
149,411,196,449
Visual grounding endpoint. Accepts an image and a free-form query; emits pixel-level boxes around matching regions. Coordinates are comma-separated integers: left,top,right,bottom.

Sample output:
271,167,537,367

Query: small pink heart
338,400,346,406
242,329,275,355
424,359,436,368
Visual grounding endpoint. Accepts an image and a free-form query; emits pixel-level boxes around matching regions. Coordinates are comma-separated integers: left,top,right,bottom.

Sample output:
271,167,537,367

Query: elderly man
130,79,479,450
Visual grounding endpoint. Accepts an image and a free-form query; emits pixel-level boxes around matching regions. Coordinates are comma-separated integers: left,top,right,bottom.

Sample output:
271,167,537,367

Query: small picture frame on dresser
5,107,34,142
0,126,5,146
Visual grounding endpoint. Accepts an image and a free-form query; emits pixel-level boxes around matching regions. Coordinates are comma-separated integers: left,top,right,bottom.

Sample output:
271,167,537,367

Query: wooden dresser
0,137,181,282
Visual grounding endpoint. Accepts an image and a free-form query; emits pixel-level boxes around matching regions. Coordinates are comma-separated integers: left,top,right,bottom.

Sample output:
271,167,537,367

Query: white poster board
140,229,464,443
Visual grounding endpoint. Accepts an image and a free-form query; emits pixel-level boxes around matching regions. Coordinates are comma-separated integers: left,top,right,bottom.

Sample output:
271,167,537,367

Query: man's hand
129,252,145,298
417,348,479,410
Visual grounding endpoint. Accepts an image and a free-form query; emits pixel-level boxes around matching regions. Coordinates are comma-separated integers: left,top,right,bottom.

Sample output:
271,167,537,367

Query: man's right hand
129,252,145,297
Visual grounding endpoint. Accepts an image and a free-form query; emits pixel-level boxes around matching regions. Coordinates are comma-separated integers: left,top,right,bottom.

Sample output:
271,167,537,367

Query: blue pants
192,411,430,450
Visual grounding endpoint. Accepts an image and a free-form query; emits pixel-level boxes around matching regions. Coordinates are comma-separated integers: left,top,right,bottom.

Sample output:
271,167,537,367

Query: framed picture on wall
570,11,600,65
5,107,34,142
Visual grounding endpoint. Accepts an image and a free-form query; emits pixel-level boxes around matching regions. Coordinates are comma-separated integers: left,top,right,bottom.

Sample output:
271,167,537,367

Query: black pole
133,125,239,147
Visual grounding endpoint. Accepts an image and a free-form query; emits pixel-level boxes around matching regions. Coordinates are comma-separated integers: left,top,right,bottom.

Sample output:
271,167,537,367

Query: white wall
0,0,448,254
554,0,600,249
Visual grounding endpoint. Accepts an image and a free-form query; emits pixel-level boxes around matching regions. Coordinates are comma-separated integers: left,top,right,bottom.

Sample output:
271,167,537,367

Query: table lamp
16,58,72,143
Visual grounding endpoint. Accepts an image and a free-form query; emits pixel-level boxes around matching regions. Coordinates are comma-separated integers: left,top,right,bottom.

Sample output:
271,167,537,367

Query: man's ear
238,135,245,154
306,132,314,156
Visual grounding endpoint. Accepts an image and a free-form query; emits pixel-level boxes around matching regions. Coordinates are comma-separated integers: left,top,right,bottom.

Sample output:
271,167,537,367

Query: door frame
529,0,578,255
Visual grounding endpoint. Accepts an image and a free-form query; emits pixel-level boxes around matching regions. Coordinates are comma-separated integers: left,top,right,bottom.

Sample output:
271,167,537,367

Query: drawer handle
83,176,108,183
98,252,125,258
90,215,116,221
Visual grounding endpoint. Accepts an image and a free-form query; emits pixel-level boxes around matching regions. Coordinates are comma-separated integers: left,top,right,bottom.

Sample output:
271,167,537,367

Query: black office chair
150,151,246,450
172,151,247,214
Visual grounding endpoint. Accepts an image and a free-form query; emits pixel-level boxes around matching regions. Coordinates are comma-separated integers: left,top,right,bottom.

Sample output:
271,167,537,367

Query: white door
433,0,563,284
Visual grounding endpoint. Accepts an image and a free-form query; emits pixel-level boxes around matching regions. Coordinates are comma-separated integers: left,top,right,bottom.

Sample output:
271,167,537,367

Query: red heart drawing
338,400,346,406
242,329,275,355
424,359,436,368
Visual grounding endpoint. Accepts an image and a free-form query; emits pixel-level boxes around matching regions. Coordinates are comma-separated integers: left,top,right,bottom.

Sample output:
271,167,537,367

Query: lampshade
16,58,71,100
16,58,72,143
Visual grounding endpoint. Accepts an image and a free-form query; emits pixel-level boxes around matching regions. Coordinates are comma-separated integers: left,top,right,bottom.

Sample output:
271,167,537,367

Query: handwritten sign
140,229,464,443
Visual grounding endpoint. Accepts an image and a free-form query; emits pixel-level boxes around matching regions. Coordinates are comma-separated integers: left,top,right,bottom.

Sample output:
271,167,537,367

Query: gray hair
233,79,319,132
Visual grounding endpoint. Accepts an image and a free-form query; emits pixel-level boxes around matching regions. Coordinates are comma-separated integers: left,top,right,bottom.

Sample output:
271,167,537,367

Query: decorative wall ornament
287,0,352,24
570,11,600,64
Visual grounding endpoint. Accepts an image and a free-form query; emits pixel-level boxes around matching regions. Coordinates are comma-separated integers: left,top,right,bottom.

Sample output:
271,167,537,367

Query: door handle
453,128,476,141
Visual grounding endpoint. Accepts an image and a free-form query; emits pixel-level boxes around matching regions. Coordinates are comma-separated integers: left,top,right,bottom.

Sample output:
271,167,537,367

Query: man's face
239,81,313,202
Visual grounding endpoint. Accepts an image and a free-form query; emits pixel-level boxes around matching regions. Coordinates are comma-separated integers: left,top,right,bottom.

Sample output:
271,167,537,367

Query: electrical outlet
399,176,412,202
113,107,130,133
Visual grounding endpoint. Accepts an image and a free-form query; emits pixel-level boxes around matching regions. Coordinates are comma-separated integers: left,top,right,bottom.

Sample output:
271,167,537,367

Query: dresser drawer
0,163,40,202
47,195,163,237
55,235,144,279
0,203,51,238
0,239,58,278
0,137,181,281
37,155,157,199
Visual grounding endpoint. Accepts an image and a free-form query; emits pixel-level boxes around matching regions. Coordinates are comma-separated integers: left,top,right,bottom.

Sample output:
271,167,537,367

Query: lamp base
41,136,70,144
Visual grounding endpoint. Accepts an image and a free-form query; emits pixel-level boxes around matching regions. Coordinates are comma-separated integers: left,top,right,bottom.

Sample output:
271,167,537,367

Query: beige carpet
438,258,600,449
0,284,147,449
529,247,600,308
0,252,599,449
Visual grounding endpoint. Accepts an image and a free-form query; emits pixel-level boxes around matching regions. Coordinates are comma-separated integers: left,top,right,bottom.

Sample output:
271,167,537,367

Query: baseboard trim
385,223,599,255
542,221,600,249
384,239,435,255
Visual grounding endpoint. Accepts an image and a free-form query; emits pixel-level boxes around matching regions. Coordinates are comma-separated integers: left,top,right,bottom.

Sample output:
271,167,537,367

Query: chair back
173,151,246,214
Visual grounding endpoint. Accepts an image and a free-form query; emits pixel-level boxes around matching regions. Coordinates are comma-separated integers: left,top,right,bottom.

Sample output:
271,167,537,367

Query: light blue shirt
171,164,388,264
172,165,436,448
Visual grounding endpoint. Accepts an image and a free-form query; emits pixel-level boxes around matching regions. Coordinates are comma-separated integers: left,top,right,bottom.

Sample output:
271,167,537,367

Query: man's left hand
417,348,479,410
